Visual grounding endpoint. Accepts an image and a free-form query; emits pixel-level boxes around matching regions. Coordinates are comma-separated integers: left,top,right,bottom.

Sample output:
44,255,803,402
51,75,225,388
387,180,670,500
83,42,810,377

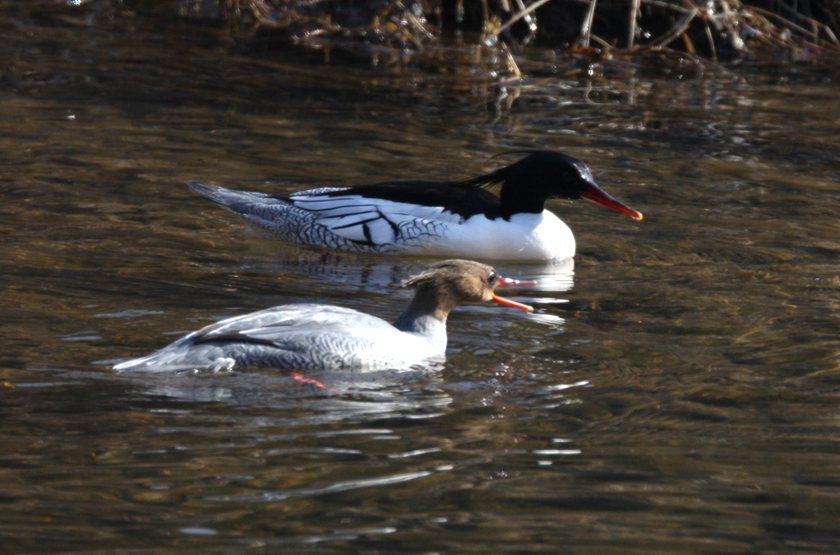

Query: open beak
491,293,533,312
581,182,644,221
492,274,536,312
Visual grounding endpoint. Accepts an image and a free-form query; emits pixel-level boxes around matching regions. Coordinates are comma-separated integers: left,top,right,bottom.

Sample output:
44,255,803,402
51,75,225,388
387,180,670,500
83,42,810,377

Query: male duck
188,151,643,261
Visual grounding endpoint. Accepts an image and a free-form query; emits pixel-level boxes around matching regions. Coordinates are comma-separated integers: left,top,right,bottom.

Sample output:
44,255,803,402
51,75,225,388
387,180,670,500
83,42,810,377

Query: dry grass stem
486,0,554,43
579,0,599,48
628,0,641,48
653,7,700,47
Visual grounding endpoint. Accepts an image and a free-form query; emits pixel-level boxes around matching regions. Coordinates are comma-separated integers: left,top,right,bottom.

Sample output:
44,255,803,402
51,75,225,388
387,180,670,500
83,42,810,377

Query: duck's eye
486,271,496,285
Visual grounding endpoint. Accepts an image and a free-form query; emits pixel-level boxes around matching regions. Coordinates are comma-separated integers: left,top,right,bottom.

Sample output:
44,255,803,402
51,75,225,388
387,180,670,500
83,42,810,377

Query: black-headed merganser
188,151,643,261
113,260,535,373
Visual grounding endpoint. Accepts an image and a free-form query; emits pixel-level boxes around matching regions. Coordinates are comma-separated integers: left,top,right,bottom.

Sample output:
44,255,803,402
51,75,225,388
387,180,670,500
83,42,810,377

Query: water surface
2,5,839,553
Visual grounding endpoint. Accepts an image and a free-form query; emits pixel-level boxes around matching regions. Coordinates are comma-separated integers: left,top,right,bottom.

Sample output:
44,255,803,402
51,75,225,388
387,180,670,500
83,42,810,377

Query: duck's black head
477,151,643,220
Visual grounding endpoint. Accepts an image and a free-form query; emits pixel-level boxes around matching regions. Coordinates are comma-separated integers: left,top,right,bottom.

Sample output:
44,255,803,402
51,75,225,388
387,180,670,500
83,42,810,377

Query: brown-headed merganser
113,260,535,373
188,151,643,261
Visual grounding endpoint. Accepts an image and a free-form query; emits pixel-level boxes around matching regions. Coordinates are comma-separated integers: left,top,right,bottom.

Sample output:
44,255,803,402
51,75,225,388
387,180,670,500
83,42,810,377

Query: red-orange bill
492,293,534,312
581,183,644,221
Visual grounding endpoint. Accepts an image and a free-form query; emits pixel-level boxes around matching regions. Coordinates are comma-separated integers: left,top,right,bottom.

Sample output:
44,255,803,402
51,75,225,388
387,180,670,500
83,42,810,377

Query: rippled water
2,4,839,553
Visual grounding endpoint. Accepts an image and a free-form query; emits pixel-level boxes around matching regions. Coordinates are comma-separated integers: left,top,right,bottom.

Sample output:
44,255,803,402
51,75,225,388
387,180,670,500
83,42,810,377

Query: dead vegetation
218,0,840,77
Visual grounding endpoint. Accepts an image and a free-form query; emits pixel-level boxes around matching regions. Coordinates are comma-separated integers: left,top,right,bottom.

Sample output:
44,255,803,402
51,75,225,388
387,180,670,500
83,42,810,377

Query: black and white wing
286,189,465,249
189,180,498,253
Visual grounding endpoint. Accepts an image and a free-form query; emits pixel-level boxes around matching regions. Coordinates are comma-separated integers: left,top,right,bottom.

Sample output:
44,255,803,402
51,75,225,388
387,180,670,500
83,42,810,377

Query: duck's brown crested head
402,259,533,320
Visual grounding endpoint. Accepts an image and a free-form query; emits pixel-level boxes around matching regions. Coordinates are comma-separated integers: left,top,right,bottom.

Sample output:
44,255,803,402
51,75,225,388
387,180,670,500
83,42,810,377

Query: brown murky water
2,4,839,553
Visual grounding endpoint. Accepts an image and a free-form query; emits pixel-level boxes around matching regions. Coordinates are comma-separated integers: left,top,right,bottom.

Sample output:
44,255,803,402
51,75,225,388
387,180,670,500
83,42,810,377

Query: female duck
113,260,535,373
188,151,643,261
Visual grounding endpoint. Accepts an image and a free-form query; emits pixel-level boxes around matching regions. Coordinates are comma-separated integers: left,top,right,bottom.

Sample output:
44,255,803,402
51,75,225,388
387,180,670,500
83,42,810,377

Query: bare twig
652,7,700,48
628,0,641,48
396,0,435,43
514,0,539,44
590,33,611,49
580,0,598,47
484,0,554,43
704,20,718,60
500,42,522,77
750,5,840,45
681,30,696,53
568,0,692,16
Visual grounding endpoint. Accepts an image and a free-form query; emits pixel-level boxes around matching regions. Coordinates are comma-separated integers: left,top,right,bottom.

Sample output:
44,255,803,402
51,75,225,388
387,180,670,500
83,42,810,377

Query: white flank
408,210,575,261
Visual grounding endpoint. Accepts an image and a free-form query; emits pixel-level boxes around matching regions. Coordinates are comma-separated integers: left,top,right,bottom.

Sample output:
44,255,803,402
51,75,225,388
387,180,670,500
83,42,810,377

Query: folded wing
287,191,463,247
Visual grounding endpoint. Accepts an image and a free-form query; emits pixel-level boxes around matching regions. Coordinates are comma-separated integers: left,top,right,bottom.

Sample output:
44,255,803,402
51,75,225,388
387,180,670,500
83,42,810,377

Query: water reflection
125,367,453,421
199,228,575,291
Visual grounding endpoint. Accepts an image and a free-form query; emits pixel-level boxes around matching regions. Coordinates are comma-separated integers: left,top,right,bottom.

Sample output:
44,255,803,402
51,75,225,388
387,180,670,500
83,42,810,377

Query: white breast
412,210,575,261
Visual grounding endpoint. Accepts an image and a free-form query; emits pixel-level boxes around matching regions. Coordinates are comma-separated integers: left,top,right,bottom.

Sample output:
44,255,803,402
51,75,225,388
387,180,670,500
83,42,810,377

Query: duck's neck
498,180,547,217
393,289,452,344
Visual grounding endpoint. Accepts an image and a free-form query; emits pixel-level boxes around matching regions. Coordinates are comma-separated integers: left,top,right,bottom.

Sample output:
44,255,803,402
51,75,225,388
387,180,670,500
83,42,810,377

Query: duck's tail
112,344,234,373
112,351,171,372
187,181,283,212
187,181,299,234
